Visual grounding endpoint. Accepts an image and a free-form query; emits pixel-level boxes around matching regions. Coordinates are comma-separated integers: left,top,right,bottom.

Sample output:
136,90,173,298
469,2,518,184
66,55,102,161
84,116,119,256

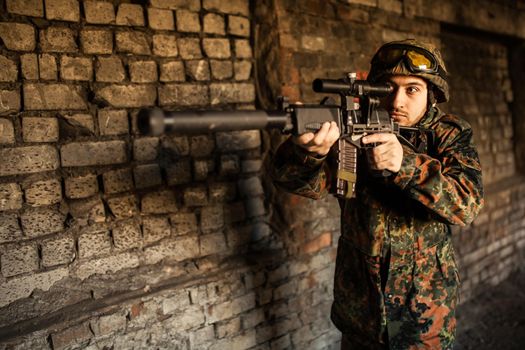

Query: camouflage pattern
368,39,450,103
271,107,484,349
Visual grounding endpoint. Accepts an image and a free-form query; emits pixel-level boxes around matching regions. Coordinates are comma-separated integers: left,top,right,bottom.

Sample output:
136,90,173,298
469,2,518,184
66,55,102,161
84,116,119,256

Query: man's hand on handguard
292,121,340,157
362,133,403,173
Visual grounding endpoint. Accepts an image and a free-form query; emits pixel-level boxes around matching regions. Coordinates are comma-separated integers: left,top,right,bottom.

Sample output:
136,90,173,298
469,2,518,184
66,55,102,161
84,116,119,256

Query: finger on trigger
312,122,330,145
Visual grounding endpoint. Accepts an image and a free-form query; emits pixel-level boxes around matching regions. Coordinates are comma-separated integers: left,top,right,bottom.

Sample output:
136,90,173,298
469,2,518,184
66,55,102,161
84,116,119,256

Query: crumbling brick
98,109,129,135
228,15,250,37
1,245,39,277
200,206,224,232
20,54,38,80
6,0,44,17
176,10,201,32
148,8,175,30
203,0,249,16
80,29,113,54
216,130,260,151
116,31,150,55
133,137,159,161
0,118,15,144
78,231,112,258
95,56,126,83
129,61,158,83
39,54,58,81
102,168,134,194
166,159,192,186
142,216,171,244
0,145,59,176
96,84,156,108
169,212,198,235
204,13,225,34
183,186,208,207
0,213,22,243
234,60,252,80
0,89,21,115
22,117,59,142
20,206,65,237
219,154,240,175
234,39,252,58
0,183,23,211
112,220,141,250
51,323,92,350
25,178,62,206
158,84,209,106
41,236,75,267
116,4,145,26
177,38,202,59
185,60,210,81
210,60,233,80
65,174,99,199
0,55,18,82
152,34,179,57
150,0,200,11
84,0,115,24
107,194,139,219
133,164,162,189
61,141,127,167
141,190,178,214
159,61,185,82
40,27,77,53
45,0,80,22
0,23,36,51
24,83,86,110
203,38,231,59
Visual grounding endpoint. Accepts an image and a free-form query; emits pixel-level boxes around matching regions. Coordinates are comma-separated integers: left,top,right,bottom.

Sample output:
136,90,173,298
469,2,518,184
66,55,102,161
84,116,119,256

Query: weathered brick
133,163,162,189
20,54,38,80
216,317,240,338
61,141,127,167
80,29,113,54
204,13,225,34
169,212,197,235
0,267,68,308
148,8,175,30
150,0,200,10
133,137,159,161
177,38,202,59
189,135,215,157
20,206,65,237
73,251,139,280
183,186,208,206
219,154,240,175
0,145,59,176
79,231,111,258
193,159,210,180
63,113,95,134
176,10,201,32
91,312,127,336
0,183,23,211
228,15,250,37
96,84,156,108
0,55,18,82
210,60,233,80
234,60,252,80
22,117,59,142
1,245,39,277
141,190,178,214
161,134,189,156
238,177,264,197
129,60,158,83
0,213,22,243
153,34,178,57
115,31,150,55
45,0,79,22
6,0,44,17
0,118,15,144
209,182,237,203
203,0,249,16
143,236,199,265
158,84,209,106
103,168,133,194
65,174,98,199
185,60,210,81
0,89,21,116
40,27,77,53
84,0,115,24
41,236,75,267
200,206,224,232
25,178,62,206
98,109,129,135
189,325,215,348
210,83,255,104
51,323,92,350
234,39,252,58
0,23,36,51
245,197,265,217
116,4,145,26
39,54,57,80
143,216,171,244
301,35,325,51
201,231,228,256
203,38,231,59
242,159,262,173
112,220,142,250
166,159,192,185
159,61,185,82
107,194,138,219
96,56,126,83
24,83,86,110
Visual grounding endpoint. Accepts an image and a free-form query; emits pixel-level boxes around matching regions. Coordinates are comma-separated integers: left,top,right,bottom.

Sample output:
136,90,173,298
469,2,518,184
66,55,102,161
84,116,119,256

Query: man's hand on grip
362,133,403,173
292,121,340,157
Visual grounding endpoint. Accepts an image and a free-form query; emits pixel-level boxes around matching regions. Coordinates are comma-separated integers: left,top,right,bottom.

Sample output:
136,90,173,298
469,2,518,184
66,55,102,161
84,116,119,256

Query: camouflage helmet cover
367,39,450,103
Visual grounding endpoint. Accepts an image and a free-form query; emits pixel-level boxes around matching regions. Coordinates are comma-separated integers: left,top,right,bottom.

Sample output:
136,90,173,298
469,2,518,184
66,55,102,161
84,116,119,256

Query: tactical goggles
371,44,447,79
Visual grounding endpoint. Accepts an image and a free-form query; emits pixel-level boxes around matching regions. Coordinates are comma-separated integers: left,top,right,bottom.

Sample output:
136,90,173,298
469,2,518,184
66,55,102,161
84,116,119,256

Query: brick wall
1,0,525,349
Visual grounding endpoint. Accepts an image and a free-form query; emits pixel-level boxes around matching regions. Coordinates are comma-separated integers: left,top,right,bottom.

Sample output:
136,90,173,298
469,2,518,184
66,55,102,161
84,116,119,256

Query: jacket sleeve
392,118,484,226
270,137,330,200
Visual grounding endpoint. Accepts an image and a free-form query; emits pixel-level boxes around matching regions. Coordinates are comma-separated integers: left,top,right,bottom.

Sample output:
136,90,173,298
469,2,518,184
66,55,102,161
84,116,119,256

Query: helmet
367,39,449,103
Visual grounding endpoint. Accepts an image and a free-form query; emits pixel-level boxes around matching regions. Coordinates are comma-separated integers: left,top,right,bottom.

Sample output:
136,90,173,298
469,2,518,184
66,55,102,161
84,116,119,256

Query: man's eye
407,86,419,94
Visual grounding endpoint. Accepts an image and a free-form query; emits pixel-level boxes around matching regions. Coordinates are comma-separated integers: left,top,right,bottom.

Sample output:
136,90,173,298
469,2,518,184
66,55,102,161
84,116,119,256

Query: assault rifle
138,73,423,198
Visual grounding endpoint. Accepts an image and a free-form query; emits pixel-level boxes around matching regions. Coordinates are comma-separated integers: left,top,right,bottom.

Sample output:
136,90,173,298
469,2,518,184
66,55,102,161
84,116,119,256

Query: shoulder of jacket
434,113,473,133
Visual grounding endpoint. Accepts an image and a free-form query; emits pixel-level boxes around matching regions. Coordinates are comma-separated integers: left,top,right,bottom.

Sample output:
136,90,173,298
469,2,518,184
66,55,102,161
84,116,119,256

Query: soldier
271,39,484,349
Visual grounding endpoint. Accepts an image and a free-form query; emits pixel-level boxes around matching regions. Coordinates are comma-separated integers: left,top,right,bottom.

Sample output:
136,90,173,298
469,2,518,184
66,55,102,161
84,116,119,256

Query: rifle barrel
138,109,291,135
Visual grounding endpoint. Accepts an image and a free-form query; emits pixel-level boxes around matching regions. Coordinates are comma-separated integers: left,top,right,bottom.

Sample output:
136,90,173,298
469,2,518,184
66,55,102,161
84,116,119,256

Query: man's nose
391,90,406,109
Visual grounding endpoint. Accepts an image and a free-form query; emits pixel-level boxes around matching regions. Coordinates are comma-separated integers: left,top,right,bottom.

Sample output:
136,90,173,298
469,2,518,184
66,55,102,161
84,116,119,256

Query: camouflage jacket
271,107,484,349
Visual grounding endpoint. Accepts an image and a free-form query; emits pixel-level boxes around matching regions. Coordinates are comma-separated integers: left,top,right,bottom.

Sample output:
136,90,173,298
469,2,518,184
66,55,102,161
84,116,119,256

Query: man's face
380,75,428,127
